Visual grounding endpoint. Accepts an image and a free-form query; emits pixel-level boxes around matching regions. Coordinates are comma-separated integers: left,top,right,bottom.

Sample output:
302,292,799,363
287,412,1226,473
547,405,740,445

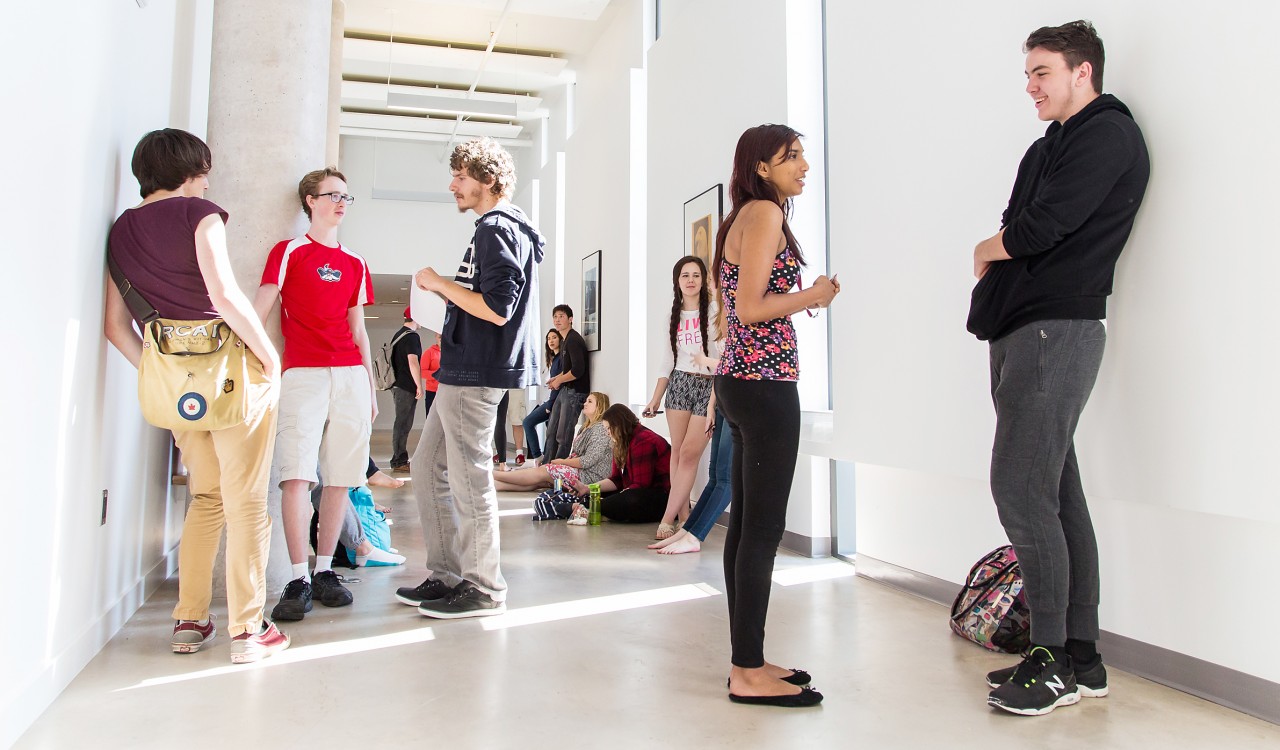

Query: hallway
13,471,1278,748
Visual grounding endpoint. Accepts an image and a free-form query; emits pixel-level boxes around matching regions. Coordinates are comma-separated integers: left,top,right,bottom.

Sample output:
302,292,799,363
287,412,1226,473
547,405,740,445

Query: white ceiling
339,0,614,146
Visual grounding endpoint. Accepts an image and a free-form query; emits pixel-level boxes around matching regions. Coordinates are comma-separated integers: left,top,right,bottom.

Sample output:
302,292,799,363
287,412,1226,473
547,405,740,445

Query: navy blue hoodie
967,94,1150,341
436,203,545,388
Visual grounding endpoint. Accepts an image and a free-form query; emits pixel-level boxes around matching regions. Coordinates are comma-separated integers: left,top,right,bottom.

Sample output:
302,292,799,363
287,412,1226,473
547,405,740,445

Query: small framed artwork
683,184,723,265
582,250,602,352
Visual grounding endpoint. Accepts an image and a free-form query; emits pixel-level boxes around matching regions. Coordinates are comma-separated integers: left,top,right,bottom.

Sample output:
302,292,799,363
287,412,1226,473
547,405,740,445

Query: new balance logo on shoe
1044,674,1066,697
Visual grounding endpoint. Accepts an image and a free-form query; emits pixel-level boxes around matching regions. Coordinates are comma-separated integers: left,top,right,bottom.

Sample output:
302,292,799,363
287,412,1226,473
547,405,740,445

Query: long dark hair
543,327,563,373
668,256,711,359
601,404,641,470
711,124,806,287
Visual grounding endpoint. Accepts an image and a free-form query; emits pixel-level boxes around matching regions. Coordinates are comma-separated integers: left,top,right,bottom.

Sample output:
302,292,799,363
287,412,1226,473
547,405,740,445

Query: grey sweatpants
410,383,508,602
989,319,1106,647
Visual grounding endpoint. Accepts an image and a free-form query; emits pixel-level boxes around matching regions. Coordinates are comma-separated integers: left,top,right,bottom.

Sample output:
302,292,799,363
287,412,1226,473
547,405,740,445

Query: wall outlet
101,490,108,526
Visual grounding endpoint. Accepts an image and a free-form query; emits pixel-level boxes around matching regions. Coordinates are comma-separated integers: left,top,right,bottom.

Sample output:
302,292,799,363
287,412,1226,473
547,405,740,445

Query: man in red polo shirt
254,167,376,621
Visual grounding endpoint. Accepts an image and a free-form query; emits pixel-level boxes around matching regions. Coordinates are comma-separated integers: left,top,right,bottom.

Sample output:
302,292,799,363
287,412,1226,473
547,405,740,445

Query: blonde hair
582,392,611,429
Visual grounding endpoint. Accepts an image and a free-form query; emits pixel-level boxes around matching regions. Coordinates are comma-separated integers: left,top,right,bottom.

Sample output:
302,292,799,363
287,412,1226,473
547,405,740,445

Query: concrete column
205,0,333,592
327,0,346,166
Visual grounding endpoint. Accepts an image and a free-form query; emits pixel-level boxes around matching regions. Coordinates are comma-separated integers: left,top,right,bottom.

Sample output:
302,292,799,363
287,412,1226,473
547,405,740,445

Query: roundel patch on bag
177,393,208,421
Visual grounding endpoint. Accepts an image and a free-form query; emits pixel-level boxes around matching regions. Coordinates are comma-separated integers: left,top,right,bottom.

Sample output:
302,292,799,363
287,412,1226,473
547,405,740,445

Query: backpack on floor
373,329,412,391
949,545,1031,653
532,488,579,520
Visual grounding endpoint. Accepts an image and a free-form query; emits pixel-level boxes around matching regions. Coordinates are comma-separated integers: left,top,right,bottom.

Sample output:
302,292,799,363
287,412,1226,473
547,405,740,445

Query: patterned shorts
544,463,581,486
665,369,713,417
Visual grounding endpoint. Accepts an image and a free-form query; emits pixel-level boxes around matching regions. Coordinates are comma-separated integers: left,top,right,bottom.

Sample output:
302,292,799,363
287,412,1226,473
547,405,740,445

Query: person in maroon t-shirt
104,128,289,664
253,167,377,622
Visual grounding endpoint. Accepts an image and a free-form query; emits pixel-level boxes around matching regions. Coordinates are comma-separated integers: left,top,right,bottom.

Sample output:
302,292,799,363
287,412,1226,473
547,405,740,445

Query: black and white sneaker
987,646,1081,716
987,652,1109,697
395,578,455,607
271,577,313,621
312,570,354,607
417,582,506,619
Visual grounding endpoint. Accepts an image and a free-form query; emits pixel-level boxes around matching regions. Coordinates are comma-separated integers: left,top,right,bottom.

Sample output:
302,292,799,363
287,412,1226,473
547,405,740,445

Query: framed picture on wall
582,250,602,352
683,184,723,265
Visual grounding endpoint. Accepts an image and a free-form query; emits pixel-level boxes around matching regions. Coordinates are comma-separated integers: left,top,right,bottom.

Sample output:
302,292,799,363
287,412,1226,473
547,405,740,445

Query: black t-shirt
559,328,590,394
390,326,423,391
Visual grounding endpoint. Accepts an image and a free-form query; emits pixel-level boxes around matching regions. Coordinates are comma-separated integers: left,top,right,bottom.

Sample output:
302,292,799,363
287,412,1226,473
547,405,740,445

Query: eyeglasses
315,192,355,205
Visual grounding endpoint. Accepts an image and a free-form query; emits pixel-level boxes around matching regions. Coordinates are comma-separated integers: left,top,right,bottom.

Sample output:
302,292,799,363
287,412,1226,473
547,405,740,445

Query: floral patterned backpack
949,545,1031,653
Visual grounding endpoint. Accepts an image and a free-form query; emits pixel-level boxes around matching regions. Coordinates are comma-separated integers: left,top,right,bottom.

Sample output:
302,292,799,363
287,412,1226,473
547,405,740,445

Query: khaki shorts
507,387,528,422
275,365,371,489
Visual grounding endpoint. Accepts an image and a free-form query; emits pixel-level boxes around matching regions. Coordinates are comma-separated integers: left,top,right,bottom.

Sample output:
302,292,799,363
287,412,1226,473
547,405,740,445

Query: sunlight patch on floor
480,583,720,631
771,561,855,587
115,625,437,691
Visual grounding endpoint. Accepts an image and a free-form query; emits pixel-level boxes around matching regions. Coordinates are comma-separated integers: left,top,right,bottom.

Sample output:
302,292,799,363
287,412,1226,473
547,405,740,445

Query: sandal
655,522,677,540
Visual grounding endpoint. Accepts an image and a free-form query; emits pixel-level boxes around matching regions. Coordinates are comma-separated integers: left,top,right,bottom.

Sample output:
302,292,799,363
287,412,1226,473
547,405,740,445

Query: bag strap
387,329,413,351
106,251,160,324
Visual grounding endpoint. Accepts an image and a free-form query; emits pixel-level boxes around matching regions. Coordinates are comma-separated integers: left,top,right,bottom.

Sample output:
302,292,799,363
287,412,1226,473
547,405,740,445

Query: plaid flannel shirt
610,425,671,491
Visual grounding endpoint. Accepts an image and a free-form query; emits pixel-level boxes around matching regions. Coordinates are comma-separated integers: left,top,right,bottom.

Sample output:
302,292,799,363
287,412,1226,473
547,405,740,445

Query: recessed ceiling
340,0,613,146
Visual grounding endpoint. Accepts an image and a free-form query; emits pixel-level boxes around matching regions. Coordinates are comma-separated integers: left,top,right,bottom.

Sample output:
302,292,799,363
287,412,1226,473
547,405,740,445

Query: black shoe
987,646,1081,716
417,582,506,619
987,653,1109,697
271,577,313,621
312,570,353,608
395,578,455,607
728,685,824,708
726,668,812,689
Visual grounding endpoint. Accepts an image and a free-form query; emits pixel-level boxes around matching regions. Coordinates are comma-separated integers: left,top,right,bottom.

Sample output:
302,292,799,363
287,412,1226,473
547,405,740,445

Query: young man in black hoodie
968,21,1149,716
396,138,544,618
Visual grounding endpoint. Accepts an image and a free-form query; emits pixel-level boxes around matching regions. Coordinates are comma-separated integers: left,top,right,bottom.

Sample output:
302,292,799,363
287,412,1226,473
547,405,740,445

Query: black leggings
714,376,800,669
599,486,667,523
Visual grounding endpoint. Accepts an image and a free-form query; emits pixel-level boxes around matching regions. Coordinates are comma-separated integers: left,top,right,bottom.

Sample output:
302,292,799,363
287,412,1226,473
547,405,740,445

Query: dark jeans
684,409,732,541
989,320,1105,647
600,486,668,523
714,376,800,669
522,399,554,459
422,389,436,421
390,386,417,467
542,389,585,461
493,392,510,462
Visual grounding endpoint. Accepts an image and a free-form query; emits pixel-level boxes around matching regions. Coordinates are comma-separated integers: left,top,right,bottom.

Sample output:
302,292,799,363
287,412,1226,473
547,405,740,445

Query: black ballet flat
728,686,824,708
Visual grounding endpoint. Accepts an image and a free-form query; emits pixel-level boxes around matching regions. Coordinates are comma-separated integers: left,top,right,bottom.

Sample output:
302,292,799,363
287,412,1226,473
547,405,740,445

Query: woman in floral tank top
711,124,840,708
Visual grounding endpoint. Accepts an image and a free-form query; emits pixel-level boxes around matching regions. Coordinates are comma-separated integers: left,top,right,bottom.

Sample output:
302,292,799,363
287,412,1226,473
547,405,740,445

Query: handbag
109,253,269,432
949,545,1032,653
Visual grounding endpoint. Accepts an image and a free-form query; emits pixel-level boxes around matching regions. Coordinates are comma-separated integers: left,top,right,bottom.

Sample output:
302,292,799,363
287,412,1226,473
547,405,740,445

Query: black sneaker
271,577,313,621
395,578,455,607
417,582,506,619
987,646,1081,716
987,652,1109,697
312,570,354,608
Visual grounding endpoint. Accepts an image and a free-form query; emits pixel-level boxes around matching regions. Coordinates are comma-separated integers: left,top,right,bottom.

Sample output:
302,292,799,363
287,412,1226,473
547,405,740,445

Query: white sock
314,556,333,574
291,563,310,582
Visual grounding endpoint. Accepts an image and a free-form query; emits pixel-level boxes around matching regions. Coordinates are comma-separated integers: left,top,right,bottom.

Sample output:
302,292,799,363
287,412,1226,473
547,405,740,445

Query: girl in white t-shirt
642,256,721,540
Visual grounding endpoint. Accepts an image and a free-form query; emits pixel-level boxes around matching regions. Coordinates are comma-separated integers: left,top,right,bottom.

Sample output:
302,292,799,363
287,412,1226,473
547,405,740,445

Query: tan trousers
172,403,277,637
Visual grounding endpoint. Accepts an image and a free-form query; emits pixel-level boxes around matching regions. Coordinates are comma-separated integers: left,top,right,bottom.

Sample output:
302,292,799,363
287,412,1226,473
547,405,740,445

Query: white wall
827,1,1280,683
1,1,215,745
337,136,478,277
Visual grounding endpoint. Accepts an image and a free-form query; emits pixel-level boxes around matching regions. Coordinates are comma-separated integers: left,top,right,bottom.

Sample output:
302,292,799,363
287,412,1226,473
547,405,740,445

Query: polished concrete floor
15,450,1280,749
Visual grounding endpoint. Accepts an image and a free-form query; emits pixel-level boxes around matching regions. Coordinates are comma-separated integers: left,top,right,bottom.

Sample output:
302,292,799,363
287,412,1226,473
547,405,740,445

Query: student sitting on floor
569,404,671,522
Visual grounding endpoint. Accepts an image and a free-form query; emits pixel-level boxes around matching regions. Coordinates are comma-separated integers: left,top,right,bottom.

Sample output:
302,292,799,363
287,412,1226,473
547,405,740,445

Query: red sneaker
171,615,216,653
230,621,290,664
515,452,525,466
